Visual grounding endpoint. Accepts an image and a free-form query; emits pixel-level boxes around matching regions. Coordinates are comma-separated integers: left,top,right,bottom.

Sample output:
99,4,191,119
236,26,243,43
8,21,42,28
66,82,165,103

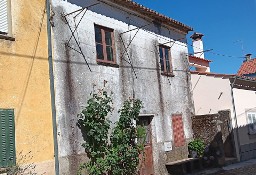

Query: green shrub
188,139,205,157
77,90,145,175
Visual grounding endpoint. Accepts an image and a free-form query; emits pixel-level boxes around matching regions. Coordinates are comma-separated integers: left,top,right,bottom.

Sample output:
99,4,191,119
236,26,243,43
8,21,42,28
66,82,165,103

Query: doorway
138,116,154,175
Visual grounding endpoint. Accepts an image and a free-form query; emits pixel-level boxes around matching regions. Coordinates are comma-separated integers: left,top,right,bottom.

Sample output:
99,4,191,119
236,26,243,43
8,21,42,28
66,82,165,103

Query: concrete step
225,157,237,166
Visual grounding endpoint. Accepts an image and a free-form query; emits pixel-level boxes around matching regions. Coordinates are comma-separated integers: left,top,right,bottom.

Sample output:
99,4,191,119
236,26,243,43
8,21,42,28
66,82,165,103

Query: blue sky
133,0,256,74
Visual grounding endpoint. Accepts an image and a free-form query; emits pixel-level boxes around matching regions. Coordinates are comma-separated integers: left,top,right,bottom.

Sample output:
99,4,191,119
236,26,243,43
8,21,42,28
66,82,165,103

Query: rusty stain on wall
51,0,194,174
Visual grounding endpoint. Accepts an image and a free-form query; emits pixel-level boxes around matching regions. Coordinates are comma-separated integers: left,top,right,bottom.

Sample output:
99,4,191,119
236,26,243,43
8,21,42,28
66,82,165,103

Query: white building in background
190,33,256,163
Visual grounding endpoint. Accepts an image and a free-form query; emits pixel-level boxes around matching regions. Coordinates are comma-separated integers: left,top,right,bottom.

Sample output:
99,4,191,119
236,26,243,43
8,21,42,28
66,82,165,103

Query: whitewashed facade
51,0,194,174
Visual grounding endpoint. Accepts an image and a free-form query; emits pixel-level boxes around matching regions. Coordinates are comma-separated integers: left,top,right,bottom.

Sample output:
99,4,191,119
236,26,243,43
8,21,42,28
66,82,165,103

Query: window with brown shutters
172,114,185,147
94,24,116,65
0,109,16,167
159,45,173,76
0,0,8,35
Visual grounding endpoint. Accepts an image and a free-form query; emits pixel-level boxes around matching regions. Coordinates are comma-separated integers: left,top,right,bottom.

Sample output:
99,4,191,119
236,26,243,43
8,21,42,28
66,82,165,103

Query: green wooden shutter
0,109,16,167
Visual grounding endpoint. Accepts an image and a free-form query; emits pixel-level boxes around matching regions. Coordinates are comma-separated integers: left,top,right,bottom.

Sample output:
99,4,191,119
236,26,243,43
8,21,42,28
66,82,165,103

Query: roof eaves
189,55,212,63
106,0,193,33
230,76,256,91
190,71,236,79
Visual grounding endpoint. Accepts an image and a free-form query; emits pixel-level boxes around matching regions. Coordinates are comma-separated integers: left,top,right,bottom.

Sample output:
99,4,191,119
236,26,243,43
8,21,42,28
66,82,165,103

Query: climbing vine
77,90,145,175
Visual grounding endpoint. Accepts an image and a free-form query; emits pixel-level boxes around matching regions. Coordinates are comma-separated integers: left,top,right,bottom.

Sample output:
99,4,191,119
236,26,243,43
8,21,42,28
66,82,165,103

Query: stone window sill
97,61,119,68
0,34,15,41
161,72,175,77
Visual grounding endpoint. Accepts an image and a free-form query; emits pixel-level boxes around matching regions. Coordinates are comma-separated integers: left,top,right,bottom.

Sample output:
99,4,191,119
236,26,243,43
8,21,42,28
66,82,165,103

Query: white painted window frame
247,112,256,135
0,0,12,37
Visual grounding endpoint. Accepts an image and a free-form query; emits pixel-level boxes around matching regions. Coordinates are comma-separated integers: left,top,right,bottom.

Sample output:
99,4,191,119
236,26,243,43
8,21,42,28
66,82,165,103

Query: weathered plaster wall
191,74,256,162
233,88,256,145
191,75,240,159
0,0,54,174
191,74,233,116
52,0,194,174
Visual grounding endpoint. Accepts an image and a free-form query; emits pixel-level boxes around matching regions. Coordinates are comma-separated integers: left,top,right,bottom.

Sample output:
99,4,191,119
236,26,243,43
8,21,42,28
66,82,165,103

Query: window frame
94,24,116,65
137,116,153,146
0,0,14,41
159,45,173,76
247,112,256,135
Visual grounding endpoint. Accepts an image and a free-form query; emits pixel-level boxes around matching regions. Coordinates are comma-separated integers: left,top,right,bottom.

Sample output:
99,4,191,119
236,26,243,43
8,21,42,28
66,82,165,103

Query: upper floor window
247,112,256,135
159,45,173,76
94,24,115,64
0,0,9,35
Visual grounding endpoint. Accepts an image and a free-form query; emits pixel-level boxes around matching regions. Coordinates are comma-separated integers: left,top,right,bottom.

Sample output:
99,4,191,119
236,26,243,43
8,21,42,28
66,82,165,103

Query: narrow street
213,164,256,175
212,159,256,175
192,159,256,175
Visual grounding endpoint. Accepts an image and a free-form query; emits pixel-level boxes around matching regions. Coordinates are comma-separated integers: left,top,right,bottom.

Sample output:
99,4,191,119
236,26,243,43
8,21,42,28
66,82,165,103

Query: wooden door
138,116,154,175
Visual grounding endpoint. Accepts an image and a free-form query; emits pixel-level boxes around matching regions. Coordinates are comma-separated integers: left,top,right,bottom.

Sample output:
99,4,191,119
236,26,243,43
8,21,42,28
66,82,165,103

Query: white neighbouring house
50,0,195,174
190,33,256,163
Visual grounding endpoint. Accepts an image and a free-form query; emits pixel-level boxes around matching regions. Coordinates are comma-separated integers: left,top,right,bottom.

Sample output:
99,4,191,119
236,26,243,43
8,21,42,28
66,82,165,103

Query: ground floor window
0,109,16,167
247,112,256,135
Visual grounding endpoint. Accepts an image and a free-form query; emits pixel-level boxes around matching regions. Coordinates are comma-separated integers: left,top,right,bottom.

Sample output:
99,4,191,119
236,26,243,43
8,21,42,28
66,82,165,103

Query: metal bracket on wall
158,37,185,48
60,3,100,72
62,3,100,17
119,23,150,79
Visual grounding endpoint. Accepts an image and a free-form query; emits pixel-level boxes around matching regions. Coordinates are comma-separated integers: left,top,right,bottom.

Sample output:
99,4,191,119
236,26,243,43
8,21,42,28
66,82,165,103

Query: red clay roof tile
237,58,256,76
189,55,212,62
106,0,193,33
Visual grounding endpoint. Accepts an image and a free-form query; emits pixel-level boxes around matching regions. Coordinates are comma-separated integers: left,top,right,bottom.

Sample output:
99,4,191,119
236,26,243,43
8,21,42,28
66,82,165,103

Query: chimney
244,54,252,62
190,32,204,58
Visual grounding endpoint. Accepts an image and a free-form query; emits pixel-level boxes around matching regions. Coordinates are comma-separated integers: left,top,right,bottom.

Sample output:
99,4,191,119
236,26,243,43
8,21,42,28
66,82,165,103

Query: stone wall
238,131,256,161
192,110,235,166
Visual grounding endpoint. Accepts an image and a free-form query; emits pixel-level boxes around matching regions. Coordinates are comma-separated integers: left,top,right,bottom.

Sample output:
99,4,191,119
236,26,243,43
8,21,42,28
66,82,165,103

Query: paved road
212,164,256,175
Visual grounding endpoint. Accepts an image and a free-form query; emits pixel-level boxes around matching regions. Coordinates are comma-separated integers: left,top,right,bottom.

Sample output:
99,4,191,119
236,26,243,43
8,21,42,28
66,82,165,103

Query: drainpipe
46,0,60,174
230,76,242,161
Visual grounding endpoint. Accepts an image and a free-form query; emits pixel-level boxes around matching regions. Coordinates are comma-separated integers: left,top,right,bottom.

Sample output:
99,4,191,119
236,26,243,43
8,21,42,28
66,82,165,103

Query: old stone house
51,0,195,174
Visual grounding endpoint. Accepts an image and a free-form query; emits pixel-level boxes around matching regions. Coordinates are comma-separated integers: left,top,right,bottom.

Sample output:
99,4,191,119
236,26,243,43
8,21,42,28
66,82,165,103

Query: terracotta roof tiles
237,58,256,76
106,0,193,33
189,55,212,63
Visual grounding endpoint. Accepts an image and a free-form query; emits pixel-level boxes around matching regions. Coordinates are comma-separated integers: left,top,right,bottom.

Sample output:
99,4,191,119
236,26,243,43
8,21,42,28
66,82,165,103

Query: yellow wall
0,0,54,172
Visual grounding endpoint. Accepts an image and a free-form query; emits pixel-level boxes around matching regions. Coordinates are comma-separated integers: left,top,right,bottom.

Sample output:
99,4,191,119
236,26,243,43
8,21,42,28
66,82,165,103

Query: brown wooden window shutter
172,114,185,147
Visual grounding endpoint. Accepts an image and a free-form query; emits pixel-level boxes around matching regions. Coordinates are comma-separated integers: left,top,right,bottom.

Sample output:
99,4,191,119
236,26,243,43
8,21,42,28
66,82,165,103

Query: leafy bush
188,139,205,157
77,90,145,175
